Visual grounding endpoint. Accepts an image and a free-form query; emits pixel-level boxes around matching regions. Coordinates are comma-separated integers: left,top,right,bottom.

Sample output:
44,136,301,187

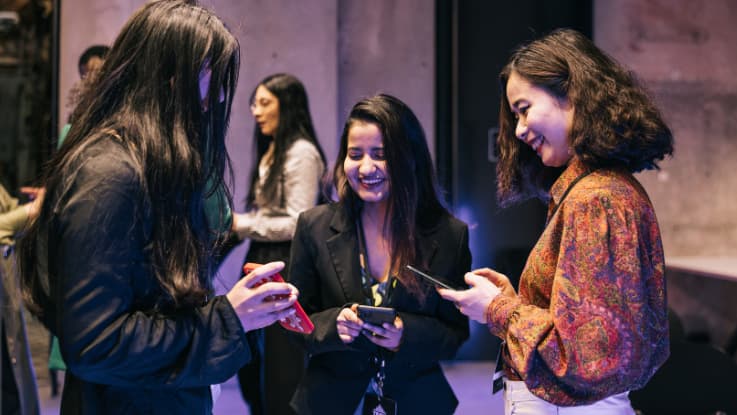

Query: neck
361,202,387,233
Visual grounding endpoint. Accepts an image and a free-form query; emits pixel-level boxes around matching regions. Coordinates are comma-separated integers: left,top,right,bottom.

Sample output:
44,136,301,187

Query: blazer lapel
325,208,364,303
417,229,439,269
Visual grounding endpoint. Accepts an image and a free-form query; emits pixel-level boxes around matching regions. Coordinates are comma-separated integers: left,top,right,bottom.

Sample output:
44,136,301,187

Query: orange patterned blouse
487,158,669,406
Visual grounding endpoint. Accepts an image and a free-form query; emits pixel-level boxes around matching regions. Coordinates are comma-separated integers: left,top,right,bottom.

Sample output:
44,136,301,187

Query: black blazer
288,203,471,414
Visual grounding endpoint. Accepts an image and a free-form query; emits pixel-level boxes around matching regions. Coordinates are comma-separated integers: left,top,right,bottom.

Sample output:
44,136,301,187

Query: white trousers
504,380,635,415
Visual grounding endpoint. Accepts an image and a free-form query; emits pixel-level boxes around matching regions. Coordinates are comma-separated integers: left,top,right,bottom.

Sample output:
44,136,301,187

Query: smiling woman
286,94,471,414
438,28,674,415
505,71,574,168
343,121,389,206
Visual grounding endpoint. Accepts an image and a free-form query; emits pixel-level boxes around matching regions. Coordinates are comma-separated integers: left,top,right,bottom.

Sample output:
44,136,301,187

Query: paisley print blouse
487,158,669,405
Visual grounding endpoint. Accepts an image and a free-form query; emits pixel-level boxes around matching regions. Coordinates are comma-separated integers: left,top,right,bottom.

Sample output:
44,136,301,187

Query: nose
358,156,376,174
250,104,260,117
515,118,528,141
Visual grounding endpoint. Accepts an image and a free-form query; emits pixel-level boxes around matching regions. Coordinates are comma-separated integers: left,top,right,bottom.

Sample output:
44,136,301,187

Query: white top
237,138,324,242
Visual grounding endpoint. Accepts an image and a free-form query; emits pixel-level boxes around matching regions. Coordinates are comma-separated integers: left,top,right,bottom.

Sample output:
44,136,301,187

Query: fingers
242,261,286,288
361,317,403,349
337,305,363,344
465,271,491,287
472,267,508,285
437,287,463,303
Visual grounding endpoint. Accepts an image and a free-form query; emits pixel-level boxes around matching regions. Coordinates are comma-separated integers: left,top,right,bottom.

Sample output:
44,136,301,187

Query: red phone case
243,263,314,334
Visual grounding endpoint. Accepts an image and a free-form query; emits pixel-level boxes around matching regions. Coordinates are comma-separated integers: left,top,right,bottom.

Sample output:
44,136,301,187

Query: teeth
530,136,544,151
361,177,383,185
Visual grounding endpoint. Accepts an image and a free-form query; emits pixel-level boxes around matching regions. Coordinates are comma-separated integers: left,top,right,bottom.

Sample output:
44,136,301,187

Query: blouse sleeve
54,152,250,389
238,140,323,242
487,189,668,405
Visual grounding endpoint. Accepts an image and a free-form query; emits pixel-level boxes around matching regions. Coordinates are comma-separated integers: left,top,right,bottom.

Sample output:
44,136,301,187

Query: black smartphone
406,265,464,290
356,305,397,326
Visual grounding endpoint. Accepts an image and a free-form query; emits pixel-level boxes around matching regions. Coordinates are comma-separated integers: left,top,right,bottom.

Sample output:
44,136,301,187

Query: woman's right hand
336,304,363,344
226,261,298,332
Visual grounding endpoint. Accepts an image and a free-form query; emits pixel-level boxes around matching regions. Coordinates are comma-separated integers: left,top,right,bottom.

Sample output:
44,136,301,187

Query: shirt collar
549,157,591,206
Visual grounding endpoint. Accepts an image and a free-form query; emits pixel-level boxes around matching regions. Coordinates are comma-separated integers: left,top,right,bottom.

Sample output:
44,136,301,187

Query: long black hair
246,73,326,209
334,94,449,298
20,0,240,314
496,28,674,206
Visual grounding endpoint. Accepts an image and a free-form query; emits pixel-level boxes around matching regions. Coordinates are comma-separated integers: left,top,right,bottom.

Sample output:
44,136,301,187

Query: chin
358,191,388,204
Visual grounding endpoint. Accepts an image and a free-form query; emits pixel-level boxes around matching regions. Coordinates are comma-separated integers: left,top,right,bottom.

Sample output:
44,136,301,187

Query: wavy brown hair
496,28,674,206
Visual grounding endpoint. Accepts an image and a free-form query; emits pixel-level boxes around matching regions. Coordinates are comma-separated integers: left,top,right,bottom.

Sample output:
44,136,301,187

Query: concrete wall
595,0,737,258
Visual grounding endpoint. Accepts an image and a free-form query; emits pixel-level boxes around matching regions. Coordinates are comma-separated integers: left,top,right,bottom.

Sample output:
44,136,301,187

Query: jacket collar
548,157,591,206
324,204,440,303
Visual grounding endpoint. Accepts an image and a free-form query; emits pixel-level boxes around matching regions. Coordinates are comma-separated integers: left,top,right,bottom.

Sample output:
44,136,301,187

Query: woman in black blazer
288,94,471,414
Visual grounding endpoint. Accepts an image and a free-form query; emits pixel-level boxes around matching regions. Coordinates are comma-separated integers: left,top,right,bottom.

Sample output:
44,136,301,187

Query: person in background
1,184,42,415
231,73,327,415
60,44,111,147
77,45,109,79
18,1,299,413
439,28,673,414
288,94,470,414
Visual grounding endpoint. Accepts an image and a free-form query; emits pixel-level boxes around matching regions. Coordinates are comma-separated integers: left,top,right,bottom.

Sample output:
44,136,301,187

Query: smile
529,136,544,152
359,176,385,185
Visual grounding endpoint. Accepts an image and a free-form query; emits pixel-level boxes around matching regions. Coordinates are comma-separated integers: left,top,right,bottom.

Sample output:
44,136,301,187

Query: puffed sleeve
487,189,669,405
53,149,250,388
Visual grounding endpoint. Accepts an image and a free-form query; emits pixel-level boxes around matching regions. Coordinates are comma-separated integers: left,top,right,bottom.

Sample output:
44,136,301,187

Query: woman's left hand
362,316,404,351
438,271,505,324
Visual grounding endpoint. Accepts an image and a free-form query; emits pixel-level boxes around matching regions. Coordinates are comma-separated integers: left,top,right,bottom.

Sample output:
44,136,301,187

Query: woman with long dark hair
287,94,470,414
440,29,673,414
231,73,327,415
19,2,298,413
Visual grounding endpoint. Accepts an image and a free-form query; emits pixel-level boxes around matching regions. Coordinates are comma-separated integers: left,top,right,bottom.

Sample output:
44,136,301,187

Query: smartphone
243,263,314,334
405,265,464,290
356,305,397,326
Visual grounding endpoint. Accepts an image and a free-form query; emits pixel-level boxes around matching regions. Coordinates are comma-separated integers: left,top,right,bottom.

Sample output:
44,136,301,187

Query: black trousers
237,241,306,415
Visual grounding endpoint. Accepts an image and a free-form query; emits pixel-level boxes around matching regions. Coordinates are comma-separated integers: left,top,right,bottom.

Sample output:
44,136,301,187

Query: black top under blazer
287,203,471,414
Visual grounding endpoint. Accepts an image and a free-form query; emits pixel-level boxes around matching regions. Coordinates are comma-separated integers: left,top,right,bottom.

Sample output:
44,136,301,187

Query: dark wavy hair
496,28,674,206
246,73,327,209
20,0,239,314
334,94,449,299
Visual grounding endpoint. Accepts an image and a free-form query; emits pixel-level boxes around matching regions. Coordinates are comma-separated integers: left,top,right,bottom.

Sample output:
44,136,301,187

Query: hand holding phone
243,263,314,334
356,305,397,326
406,265,465,290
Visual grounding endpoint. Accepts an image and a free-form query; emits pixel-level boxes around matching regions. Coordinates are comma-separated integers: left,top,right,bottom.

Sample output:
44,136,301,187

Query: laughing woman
439,29,673,415
288,94,470,414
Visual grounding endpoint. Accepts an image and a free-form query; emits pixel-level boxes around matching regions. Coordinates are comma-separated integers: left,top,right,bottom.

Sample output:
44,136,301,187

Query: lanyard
356,217,393,398
545,170,594,227
355,216,394,306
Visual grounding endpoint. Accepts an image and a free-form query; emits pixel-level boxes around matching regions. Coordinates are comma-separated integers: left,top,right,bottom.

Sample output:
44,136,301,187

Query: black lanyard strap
546,170,594,226
355,216,394,306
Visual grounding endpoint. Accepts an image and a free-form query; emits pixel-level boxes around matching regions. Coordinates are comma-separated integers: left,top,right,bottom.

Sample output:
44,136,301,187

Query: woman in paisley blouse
440,28,673,414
